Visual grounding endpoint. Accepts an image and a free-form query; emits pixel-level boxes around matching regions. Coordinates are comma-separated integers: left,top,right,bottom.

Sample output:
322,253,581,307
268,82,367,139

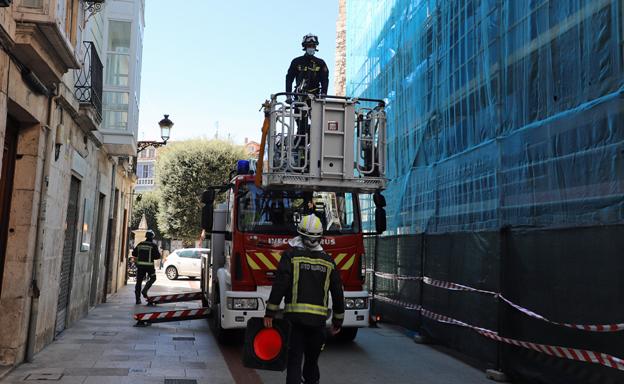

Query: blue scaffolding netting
347,0,624,234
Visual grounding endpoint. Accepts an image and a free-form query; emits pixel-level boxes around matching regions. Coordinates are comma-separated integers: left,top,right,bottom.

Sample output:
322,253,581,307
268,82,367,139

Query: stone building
0,0,145,368
135,144,157,192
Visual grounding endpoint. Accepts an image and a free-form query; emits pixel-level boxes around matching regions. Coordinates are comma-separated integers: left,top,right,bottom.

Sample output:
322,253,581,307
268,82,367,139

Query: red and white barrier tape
134,308,209,321
420,309,624,372
371,273,624,332
422,277,498,295
147,292,203,303
373,294,422,310
374,271,422,281
421,276,624,332
497,295,624,333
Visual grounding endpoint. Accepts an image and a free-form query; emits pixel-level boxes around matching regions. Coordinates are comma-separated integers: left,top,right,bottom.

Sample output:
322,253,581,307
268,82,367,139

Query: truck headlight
355,298,367,309
345,299,355,309
227,297,258,310
345,298,367,310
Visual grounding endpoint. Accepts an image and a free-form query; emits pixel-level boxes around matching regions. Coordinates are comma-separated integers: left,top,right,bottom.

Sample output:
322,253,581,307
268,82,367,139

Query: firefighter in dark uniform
132,229,160,304
264,215,344,384
286,33,330,141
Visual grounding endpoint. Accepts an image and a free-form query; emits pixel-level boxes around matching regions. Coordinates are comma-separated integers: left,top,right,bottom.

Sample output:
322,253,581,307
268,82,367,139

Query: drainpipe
25,86,58,362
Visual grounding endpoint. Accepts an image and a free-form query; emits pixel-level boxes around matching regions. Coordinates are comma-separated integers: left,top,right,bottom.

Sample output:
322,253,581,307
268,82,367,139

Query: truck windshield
237,183,360,235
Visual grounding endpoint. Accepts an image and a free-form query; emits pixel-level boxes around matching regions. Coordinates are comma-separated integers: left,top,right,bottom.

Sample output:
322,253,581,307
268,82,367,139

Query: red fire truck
200,93,387,343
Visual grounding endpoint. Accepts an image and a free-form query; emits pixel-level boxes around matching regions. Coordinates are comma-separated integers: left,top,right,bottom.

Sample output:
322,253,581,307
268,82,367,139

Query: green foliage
156,139,245,241
130,191,162,239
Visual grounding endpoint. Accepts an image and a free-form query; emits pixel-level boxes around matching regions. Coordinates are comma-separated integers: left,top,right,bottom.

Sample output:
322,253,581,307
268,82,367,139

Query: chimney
244,137,248,144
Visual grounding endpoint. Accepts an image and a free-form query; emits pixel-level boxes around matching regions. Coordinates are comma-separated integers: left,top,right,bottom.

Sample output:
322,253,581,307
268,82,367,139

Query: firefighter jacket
265,241,345,328
286,54,329,96
132,240,160,267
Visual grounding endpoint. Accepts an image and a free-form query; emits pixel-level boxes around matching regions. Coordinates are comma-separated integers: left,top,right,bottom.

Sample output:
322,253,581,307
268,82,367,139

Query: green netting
348,0,624,234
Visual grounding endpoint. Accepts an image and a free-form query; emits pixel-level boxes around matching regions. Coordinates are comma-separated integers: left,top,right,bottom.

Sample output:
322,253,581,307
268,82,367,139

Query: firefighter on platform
132,229,160,304
286,33,330,141
264,215,344,384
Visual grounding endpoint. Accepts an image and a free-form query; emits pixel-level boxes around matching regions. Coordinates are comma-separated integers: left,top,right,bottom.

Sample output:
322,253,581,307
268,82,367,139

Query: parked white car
163,248,209,280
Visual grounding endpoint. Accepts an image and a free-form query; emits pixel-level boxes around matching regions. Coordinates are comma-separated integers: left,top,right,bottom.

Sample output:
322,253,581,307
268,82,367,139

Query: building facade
0,0,145,368
135,144,156,192
344,1,624,383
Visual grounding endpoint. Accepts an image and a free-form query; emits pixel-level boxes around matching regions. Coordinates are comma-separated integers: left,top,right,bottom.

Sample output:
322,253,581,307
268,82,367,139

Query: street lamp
137,114,174,153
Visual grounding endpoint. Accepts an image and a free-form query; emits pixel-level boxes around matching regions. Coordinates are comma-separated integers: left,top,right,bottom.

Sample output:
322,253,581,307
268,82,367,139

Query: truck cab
202,174,369,341
201,93,387,343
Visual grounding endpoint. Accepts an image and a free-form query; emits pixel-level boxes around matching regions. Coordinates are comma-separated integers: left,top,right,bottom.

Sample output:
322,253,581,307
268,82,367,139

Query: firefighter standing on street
264,215,345,384
286,33,330,140
132,229,160,304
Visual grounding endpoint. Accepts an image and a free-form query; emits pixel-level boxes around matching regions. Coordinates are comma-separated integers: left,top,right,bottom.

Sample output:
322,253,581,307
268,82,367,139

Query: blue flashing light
237,160,250,175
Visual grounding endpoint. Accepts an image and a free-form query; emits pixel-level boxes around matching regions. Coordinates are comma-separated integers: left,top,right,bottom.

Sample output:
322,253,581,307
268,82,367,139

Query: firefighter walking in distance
286,33,330,144
132,229,160,304
264,215,345,384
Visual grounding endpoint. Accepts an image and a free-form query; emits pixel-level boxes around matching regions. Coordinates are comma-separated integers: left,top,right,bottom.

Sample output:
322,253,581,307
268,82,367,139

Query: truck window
237,182,360,235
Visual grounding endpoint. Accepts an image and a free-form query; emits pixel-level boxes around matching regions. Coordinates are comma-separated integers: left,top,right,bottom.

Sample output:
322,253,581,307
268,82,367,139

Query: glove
332,317,343,329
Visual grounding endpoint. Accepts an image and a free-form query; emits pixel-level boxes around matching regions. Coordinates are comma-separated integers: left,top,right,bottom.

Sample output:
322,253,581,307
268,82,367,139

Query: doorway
0,117,19,297
89,193,106,307
56,176,80,336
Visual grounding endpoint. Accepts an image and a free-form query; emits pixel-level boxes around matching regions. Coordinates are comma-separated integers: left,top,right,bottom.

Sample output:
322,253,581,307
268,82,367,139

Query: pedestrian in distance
286,33,330,145
132,229,160,304
264,214,345,384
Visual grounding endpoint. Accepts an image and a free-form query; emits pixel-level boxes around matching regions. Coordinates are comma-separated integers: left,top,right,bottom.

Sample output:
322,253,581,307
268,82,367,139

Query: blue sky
138,0,339,144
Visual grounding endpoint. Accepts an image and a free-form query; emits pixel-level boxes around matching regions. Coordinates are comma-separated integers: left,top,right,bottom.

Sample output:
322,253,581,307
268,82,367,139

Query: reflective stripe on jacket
132,241,160,266
265,245,345,327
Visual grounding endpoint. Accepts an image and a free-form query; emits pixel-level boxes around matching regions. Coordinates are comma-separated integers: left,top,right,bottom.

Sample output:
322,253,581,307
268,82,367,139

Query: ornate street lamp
137,114,174,153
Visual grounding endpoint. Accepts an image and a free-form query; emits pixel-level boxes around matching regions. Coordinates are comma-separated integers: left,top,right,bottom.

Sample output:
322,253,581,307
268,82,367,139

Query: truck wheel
165,266,178,280
211,303,235,344
335,327,358,342
210,287,235,344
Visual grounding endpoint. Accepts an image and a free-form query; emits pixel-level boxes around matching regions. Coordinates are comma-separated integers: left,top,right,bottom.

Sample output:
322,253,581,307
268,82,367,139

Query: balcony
13,0,81,86
74,41,103,129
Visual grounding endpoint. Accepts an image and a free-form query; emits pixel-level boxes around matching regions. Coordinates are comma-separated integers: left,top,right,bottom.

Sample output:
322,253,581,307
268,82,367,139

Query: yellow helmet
297,214,323,238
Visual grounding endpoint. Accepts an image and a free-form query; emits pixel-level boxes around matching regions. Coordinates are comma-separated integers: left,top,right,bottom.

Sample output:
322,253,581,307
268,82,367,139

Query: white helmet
297,214,323,238
301,33,319,50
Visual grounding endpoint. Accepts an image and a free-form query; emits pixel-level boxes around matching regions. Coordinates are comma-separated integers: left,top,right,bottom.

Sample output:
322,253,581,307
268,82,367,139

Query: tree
130,191,162,239
156,139,246,242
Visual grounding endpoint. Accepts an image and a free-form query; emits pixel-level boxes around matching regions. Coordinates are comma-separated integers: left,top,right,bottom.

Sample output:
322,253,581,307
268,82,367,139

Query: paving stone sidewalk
1,275,233,384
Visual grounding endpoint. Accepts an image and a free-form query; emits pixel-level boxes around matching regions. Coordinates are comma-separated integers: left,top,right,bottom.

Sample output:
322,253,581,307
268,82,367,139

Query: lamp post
137,114,174,153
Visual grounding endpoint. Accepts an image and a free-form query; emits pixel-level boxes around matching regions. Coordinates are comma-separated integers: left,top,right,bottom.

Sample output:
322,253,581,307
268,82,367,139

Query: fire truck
200,93,387,343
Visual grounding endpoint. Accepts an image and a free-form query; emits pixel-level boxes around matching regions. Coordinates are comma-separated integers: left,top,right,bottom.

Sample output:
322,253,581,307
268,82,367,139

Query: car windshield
237,183,360,235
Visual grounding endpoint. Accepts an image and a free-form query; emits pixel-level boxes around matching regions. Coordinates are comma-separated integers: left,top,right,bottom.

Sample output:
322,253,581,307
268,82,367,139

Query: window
237,182,360,235
106,21,131,86
140,163,153,179
102,91,129,130
21,0,43,8
65,0,79,45
178,250,195,258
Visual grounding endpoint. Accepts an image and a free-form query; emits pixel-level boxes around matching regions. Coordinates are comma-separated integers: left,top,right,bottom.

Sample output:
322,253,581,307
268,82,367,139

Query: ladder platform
262,93,387,193
263,173,385,193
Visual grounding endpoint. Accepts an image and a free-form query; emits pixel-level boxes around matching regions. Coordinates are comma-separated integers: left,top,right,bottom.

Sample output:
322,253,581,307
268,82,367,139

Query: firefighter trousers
135,265,156,299
286,323,325,384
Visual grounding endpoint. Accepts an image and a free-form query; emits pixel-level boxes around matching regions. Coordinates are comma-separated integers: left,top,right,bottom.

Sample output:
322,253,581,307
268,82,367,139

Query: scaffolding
347,0,624,234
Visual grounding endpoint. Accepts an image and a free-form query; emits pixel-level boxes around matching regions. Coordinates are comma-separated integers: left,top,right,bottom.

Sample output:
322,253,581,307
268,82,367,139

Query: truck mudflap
218,286,369,330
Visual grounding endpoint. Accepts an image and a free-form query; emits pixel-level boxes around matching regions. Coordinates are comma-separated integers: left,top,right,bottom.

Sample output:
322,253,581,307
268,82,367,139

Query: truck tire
210,286,236,344
335,327,358,342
